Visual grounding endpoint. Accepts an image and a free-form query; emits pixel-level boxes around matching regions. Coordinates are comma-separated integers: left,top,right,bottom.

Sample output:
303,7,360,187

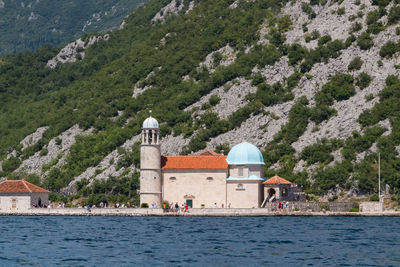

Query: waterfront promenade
1,208,399,216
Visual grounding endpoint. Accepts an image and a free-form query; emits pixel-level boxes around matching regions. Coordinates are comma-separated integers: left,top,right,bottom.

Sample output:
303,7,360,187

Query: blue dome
142,117,159,129
226,142,265,165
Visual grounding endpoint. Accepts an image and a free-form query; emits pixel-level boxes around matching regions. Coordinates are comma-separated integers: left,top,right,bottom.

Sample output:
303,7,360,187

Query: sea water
0,216,399,266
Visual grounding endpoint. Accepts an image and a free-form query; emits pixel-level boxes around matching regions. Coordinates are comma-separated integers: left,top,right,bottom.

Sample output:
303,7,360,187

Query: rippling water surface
0,216,399,266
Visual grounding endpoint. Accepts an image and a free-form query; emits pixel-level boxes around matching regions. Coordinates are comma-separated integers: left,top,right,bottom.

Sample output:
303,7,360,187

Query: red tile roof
263,176,292,185
161,155,228,169
0,180,50,193
198,150,224,156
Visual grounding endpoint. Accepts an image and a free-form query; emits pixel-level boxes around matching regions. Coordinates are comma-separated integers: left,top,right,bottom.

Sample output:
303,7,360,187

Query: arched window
148,130,153,144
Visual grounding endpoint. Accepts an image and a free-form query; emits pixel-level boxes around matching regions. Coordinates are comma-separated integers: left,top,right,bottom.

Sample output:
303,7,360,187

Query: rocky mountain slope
0,0,147,56
1,0,400,203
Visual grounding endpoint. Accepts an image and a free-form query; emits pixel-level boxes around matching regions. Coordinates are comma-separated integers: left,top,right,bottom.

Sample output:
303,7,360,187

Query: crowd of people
277,201,290,210
164,202,190,213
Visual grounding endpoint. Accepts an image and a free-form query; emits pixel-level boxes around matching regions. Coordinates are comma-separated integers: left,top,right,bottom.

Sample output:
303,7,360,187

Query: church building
139,114,267,208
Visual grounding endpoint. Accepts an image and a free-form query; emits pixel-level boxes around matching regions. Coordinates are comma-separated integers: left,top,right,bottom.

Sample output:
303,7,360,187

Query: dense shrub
39,148,49,156
288,44,306,65
388,6,400,24
2,157,22,173
318,35,332,46
301,138,343,164
367,22,384,34
316,73,355,106
268,28,286,46
311,30,320,40
379,41,400,58
208,95,221,106
357,32,374,50
348,56,363,71
337,7,345,15
370,194,379,201
356,72,372,89
301,2,316,18
314,161,352,191
358,75,400,127
286,72,302,89
366,10,380,25
263,97,310,167
351,22,362,33
310,105,337,124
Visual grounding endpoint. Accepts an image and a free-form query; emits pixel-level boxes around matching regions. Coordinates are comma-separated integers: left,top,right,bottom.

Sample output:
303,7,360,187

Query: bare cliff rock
47,34,110,68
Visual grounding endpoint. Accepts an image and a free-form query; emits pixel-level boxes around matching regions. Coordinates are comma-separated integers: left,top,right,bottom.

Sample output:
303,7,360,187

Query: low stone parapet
0,206,398,216
263,202,355,212
359,201,383,213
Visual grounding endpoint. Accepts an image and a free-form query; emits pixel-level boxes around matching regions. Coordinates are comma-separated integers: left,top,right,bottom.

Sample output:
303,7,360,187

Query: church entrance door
186,199,193,208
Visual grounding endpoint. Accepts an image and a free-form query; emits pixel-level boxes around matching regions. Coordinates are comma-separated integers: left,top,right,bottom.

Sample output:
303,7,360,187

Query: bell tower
140,111,162,208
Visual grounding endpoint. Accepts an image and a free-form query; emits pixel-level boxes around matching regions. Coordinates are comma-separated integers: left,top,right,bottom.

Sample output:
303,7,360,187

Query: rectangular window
12,199,17,209
238,167,243,177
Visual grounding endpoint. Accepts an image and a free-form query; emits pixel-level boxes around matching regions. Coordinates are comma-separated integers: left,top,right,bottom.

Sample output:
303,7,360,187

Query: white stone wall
228,165,263,178
140,144,162,207
360,201,383,212
0,195,31,211
162,169,227,208
227,181,263,208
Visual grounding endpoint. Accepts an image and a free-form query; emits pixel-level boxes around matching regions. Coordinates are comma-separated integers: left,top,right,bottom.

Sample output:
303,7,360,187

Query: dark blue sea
0,216,399,266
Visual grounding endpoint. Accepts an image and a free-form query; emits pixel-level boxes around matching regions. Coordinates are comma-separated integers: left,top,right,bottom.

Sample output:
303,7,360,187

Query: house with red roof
0,180,50,211
262,176,306,206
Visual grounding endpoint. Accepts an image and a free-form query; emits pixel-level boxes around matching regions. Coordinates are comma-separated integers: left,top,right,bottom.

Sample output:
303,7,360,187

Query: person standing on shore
175,202,179,212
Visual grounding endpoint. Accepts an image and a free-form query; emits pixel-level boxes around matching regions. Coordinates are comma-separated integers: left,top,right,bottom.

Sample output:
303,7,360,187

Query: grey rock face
198,44,237,73
161,134,189,155
47,34,109,68
17,125,86,175
20,126,49,150
152,0,186,23
186,78,257,119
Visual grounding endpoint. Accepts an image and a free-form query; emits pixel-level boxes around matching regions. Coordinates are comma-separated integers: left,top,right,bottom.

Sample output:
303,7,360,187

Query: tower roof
142,116,159,129
226,142,265,165
263,176,292,185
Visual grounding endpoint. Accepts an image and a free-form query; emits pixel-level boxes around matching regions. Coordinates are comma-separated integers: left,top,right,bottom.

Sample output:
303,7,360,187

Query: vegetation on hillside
0,0,400,203
0,0,147,56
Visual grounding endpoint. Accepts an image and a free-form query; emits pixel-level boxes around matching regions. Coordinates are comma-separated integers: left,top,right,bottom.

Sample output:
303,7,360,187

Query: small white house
0,180,50,211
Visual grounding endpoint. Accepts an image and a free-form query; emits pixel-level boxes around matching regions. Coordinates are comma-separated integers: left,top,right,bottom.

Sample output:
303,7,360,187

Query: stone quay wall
0,208,399,217
263,202,355,212
359,201,383,212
